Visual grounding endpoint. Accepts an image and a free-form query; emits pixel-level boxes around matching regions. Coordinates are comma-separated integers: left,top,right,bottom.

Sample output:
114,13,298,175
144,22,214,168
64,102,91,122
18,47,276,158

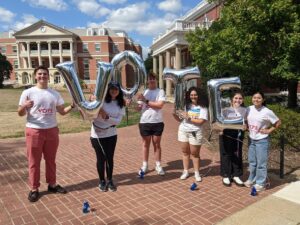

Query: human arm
259,119,281,134
56,103,75,116
18,97,34,116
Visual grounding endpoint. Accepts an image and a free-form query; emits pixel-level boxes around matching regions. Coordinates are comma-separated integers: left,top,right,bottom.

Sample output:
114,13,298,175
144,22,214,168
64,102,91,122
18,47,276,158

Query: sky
0,0,202,57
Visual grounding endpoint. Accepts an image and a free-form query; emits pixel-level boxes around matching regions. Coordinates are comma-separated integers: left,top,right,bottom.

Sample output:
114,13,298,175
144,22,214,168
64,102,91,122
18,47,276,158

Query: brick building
0,20,142,88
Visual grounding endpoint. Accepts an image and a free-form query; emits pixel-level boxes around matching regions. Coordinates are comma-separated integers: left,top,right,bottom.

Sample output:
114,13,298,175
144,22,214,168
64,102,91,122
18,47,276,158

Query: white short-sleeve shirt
247,105,279,140
19,86,64,129
179,105,208,132
140,88,165,124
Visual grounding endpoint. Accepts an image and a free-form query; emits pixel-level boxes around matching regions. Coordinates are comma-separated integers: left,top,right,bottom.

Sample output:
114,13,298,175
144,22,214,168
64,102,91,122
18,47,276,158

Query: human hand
137,93,145,101
99,109,108,119
24,96,34,109
89,95,96,101
259,128,272,134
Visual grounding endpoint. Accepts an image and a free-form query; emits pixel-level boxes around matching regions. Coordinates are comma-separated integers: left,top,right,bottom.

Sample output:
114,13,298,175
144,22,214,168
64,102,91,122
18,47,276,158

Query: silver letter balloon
56,61,112,121
207,77,244,130
111,50,147,99
163,67,200,111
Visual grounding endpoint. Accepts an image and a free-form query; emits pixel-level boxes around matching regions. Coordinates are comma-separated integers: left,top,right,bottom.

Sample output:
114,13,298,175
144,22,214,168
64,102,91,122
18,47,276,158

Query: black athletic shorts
139,122,164,136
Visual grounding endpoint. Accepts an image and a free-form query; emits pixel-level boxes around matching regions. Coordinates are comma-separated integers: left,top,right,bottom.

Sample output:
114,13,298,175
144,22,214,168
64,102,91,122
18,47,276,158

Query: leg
190,145,201,172
232,131,244,177
103,136,117,180
90,138,106,181
142,135,151,162
220,132,232,178
247,139,257,182
255,138,269,186
152,135,162,162
181,142,191,170
25,128,44,190
43,127,59,186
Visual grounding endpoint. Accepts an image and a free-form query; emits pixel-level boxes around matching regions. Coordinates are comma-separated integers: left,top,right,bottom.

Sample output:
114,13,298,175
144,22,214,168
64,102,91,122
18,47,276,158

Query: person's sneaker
222,177,231,186
254,184,265,192
244,180,254,188
233,177,244,187
98,180,107,192
107,180,117,192
180,170,189,180
28,190,39,202
48,184,67,194
195,172,202,182
155,165,165,175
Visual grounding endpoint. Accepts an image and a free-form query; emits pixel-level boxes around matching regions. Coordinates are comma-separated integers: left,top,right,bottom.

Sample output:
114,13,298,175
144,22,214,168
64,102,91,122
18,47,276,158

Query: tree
0,53,13,88
187,0,300,107
144,51,153,74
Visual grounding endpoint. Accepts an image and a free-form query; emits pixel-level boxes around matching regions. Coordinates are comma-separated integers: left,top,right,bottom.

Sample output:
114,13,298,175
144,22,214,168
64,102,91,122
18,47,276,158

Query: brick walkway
0,103,284,225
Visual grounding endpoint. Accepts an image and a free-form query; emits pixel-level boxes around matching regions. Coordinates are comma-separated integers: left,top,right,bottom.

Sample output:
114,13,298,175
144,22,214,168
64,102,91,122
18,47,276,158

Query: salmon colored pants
25,127,59,190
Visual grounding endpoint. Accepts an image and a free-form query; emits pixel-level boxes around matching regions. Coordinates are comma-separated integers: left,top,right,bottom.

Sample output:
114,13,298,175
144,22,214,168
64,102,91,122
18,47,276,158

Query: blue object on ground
250,186,257,196
190,182,197,191
82,201,90,213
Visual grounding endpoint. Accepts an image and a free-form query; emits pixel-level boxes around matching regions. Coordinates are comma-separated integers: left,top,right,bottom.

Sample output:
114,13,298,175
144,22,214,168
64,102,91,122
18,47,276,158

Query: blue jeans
247,137,269,186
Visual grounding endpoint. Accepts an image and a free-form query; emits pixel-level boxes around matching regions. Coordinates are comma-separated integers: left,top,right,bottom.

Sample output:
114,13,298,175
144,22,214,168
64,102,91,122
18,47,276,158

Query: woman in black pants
90,81,125,192
220,91,246,187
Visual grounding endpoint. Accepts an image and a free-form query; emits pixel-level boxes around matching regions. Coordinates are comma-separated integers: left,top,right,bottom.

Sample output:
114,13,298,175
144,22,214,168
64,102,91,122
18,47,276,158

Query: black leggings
219,129,244,178
90,135,117,181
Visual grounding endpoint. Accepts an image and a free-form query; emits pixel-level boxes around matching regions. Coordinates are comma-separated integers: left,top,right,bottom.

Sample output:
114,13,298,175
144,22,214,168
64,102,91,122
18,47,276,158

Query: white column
165,50,172,96
158,54,163,89
59,41,63,63
175,46,182,70
69,40,74,61
37,41,41,66
48,41,53,68
26,42,32,68
16,42,21,69
153,56,157,74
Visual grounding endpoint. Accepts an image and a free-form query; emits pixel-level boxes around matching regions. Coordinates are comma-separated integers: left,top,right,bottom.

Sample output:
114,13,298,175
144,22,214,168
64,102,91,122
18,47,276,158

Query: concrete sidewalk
0,103,295,225
217,180,300,225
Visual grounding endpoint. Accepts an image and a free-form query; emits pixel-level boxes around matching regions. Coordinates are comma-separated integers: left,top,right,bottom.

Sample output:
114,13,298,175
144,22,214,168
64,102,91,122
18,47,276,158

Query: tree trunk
287,79,298,108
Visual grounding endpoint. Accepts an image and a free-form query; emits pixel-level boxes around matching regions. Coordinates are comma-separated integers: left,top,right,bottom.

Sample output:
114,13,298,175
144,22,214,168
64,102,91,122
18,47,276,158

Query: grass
0,88,140,139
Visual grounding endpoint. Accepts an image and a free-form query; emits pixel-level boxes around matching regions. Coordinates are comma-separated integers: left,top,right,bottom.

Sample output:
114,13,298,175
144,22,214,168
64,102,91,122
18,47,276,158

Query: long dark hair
252,91,266,106
185,86,209,109
105,82,124,108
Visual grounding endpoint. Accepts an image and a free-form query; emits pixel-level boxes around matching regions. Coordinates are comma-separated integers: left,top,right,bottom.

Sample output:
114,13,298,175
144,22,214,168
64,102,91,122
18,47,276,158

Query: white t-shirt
179,105,208,132
222,106,247,121
140,88,166,124
247,105,279,140
91,100,125,138
19,86,64,129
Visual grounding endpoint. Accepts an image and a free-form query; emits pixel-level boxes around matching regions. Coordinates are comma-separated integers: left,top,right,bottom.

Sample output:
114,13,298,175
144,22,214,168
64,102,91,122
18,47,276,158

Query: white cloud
99,0,127,4
13,14,39,31
157,0,182,12
0,7,15,23
73,0,111,18
21,0,68,11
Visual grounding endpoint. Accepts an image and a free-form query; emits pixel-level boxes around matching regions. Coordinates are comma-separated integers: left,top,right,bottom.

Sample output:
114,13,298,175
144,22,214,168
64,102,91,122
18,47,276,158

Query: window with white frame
96,58,102,68
113,44,119,53
12,46,17,53
31,60,36,68
95,43,101,52
13,60,18,69
0,46,6,54
83,43,88,52
54,74,61,84
83,59,90,79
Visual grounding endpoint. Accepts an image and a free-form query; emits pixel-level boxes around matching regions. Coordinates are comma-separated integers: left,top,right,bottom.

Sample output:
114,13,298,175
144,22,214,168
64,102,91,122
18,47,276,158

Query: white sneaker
155,165,165,175
222,177,231,186
244,180,254,188
233,177,244,186
254,184,265,192
180,170,189,180
195,172,202,182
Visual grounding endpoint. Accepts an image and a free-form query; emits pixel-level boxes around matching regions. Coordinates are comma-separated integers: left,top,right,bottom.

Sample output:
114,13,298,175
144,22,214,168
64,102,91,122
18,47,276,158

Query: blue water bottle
250,186,257,196
139,169,145,179
190,183,197,191
82,201,90,213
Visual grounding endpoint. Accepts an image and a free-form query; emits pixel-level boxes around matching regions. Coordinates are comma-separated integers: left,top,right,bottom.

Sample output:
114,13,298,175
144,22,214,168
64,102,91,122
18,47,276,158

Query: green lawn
0,88,140,139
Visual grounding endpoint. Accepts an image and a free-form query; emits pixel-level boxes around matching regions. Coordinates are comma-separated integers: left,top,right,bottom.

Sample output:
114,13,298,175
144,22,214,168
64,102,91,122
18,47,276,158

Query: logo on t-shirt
188,108,200,119
37,108,53,114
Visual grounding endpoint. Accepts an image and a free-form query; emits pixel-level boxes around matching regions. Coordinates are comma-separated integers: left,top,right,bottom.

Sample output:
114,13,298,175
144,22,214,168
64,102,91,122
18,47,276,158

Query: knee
191,152,200,158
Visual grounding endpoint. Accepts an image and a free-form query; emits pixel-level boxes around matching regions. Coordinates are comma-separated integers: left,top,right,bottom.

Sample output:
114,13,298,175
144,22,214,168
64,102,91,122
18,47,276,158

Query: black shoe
99,180,107,192
28,190,39,202
107,180,117,192
48,184,67,194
